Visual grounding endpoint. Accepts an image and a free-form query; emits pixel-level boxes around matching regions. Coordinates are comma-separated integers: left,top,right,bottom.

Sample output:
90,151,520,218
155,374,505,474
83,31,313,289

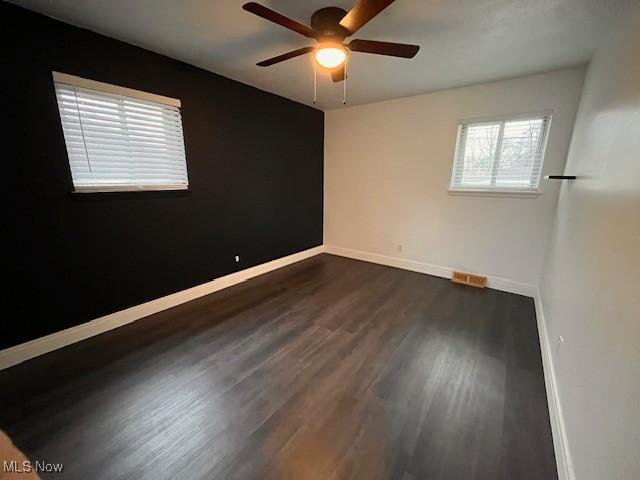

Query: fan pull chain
313,61,317,105
343,60,348,105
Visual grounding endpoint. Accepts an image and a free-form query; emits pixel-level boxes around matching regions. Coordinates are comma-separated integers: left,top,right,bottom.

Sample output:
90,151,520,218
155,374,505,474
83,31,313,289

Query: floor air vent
451,271,487,289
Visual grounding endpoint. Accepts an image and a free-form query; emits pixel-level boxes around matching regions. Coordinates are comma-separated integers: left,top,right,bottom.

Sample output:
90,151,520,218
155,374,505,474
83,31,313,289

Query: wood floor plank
0,254,557,479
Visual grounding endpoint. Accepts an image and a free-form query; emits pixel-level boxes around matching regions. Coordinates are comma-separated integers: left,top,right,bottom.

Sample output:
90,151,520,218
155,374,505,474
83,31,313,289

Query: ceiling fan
242,0,420,83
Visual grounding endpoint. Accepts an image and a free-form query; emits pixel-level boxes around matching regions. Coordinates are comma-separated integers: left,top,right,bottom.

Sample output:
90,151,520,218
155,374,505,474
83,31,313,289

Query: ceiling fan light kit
242,0,420,104
315,44,347,69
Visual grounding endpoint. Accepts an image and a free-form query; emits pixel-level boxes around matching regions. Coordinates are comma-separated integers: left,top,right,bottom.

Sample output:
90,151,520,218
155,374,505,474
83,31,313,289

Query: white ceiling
10,0,629,110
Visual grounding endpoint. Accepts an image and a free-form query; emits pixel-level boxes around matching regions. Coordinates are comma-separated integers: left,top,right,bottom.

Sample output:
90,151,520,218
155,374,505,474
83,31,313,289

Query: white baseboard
325,245,536,297
0,241,570,480
534,291,575,480
0,245,325,371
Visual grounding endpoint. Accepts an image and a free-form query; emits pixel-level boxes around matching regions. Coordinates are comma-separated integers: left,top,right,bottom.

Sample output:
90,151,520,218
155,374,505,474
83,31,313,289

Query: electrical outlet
397,244,403,253
235,255,240,263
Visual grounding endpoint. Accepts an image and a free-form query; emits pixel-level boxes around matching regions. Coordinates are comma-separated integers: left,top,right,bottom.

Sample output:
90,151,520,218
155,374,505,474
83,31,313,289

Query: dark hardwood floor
0,254,557,479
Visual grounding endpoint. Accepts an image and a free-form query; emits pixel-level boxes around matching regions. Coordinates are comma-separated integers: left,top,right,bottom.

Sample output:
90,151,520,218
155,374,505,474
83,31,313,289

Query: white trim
0,240,569,480
532,113,553,188
325,245,536,297
52,71,181,107
448,187,541,198
73,185,189,194
450,124,464,187
534,290,575,480
0,246,325,370
458,109,555,126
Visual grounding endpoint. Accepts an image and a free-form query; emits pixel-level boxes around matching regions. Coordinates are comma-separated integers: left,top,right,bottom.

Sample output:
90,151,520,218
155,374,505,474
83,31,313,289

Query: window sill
70,185,191,201
72,185,189,194
448,187,541,198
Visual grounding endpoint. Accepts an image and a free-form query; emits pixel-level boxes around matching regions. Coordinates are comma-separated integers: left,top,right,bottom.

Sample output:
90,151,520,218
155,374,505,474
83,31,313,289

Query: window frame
52,72,190,194
448,110,553,197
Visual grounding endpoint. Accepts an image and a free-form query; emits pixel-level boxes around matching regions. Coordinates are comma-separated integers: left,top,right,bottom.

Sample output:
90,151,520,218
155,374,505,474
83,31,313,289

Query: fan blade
348,39,419,58
331,65,346,83
243,2,315,38
257,47,315,66
339,0,396,35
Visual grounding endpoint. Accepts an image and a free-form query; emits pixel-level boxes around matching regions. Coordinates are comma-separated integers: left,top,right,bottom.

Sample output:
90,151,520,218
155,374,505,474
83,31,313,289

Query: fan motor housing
311,7,349,41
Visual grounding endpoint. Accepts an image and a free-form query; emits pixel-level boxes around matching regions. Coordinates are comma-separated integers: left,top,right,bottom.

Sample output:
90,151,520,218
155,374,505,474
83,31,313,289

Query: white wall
539,5,640,480
325,68,585,288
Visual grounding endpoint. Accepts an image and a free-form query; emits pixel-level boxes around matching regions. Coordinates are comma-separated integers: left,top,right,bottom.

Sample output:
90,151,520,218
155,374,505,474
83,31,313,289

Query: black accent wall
1,3,324,349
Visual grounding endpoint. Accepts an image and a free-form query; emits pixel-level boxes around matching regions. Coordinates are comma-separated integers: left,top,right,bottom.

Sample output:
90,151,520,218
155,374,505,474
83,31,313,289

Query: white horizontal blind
54,80,188,191
451,115,550,192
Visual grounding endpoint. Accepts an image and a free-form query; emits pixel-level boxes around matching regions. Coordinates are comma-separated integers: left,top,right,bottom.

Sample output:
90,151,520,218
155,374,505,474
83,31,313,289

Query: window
53,72,189,192
450,113,551,194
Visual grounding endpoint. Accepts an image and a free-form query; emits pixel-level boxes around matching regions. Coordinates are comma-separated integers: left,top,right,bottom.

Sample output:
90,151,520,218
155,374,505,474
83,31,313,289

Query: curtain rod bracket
544,175,577,180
